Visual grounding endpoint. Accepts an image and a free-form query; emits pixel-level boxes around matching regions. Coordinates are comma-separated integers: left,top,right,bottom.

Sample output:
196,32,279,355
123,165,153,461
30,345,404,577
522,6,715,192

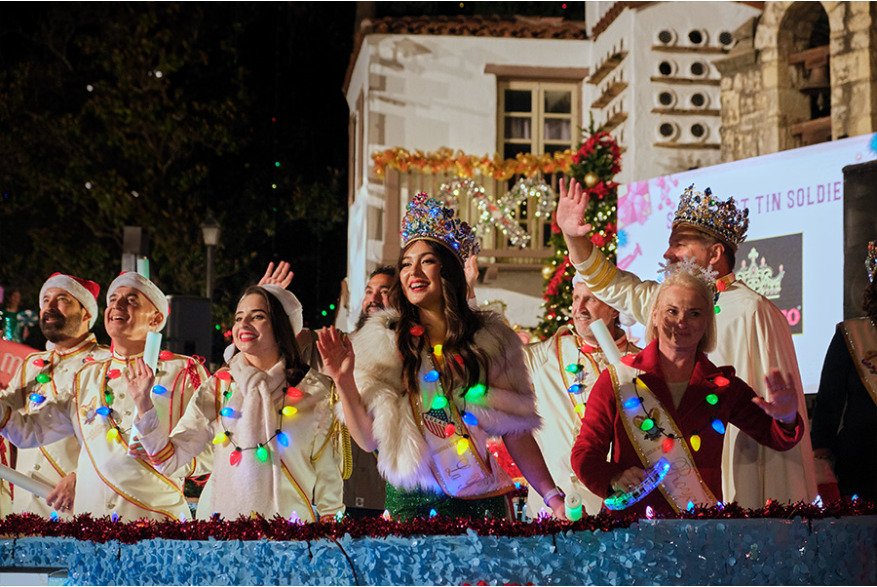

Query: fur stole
351,308,541,492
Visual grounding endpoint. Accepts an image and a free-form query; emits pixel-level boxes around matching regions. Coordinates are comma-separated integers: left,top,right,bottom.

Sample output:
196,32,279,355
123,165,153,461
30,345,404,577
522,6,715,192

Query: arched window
779,2,831,148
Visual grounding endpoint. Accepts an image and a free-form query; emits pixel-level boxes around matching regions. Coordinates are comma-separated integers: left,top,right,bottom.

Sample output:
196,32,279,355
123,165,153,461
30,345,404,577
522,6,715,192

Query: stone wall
717,1,877,162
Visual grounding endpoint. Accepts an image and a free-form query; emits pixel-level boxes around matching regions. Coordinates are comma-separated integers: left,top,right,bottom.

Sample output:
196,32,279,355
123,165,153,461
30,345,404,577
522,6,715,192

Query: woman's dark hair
864,278,877,321
389,240,486,397
230,285,309,386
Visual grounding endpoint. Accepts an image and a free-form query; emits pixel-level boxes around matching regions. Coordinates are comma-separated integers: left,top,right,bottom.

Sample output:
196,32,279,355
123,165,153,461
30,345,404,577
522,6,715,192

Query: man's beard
354,303,384,332
40,309,84,343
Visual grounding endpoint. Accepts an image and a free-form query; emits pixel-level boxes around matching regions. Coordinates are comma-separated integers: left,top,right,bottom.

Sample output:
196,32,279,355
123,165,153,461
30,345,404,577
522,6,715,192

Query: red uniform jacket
570,340,804,517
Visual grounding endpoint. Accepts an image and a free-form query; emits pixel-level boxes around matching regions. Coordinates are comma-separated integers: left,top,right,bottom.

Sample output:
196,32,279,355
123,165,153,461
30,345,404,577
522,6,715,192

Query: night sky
0,1,579,351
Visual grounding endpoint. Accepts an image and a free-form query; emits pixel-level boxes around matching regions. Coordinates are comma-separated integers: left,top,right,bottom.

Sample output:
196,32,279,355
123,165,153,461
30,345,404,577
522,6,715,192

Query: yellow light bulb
456,438,469,455
212,432,228,445
282,406,298,417
106,428,120,442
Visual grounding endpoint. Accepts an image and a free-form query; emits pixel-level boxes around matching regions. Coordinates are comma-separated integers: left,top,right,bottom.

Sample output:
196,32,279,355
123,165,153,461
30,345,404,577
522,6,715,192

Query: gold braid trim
339,423,353,480
310,382,353,479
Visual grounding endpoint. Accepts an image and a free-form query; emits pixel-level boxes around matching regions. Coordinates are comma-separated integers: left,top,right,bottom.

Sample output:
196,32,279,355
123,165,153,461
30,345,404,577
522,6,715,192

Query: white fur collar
352,308,540,492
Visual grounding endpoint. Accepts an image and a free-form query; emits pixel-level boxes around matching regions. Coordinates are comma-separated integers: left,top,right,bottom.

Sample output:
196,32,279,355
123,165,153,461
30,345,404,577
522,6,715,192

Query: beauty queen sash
842,318,877,408
609,363,717,513
412,359,512,499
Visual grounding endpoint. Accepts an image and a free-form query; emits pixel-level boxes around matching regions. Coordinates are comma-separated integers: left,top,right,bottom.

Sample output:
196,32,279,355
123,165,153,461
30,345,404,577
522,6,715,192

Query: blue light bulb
711,419,726,434
151,385,168,395
461,411,479,426
423,370,440,383
220,407,235,418
96,406,111,417
623,397,641,410
276,431,290,447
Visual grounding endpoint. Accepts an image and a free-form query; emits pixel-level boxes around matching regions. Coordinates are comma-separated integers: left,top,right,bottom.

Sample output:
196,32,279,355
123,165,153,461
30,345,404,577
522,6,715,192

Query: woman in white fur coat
127,284,345,522
318,193,566,520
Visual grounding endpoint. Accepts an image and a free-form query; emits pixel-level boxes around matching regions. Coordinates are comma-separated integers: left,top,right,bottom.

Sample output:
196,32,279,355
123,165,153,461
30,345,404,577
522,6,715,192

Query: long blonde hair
644,263,717,354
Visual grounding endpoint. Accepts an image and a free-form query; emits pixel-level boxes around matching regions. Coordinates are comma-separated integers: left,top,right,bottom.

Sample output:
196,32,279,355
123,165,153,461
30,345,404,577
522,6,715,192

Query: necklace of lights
558,326,601,419
415,325,485,456
622,375,731,453
713,273,734,314
27,341,98,406
210,370,305,466
96,351,176,442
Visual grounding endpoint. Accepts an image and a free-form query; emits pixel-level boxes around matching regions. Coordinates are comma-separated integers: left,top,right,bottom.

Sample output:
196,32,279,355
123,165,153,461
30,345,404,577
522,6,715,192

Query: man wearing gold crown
810,241,877,501
523,273,639,517
0,274,111,518
555,179,816,508
0,272,208,520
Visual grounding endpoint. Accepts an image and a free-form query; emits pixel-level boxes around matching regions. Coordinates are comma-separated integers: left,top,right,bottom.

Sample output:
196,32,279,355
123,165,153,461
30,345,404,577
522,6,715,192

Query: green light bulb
255,444,270,462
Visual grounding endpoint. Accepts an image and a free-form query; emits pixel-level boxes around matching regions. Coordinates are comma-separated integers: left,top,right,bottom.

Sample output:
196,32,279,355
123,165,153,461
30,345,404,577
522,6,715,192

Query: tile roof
360,15,587,40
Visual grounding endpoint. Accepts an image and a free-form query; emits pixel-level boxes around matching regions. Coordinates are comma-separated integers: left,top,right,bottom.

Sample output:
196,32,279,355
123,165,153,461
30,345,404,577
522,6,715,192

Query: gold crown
737,248,785,299
401,192,481,263
867,240,877,283
672,185,749,250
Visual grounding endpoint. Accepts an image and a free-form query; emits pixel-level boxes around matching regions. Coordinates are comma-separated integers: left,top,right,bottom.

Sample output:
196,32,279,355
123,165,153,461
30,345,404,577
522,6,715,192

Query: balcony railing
376,168,558,268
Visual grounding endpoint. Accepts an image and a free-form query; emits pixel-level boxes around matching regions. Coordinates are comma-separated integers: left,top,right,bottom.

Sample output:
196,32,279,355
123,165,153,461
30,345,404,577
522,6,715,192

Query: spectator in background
1,288,34,343
810,241,877,501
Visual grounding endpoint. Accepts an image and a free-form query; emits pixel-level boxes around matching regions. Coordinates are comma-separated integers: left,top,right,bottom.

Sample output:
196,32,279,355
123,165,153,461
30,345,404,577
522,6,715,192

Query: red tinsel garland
0,499,872,544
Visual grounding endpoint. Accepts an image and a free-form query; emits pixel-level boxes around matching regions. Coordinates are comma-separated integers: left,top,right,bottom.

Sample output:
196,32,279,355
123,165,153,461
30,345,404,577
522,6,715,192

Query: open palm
259,261,294,289
556,177,592,238
316,326,355,384
753,370,798,424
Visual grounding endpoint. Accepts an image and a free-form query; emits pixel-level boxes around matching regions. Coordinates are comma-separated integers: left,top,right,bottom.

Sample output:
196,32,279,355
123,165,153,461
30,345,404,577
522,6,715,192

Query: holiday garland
536,126,622,339
372,147,576,181
0,498,871,544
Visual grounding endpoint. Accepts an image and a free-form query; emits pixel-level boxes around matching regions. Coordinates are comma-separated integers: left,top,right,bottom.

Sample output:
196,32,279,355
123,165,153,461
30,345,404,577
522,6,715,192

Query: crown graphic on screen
737,248,785,299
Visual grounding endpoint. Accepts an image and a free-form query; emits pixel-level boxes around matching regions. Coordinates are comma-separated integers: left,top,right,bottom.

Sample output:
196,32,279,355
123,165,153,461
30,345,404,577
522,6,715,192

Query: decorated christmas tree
535,124,622,339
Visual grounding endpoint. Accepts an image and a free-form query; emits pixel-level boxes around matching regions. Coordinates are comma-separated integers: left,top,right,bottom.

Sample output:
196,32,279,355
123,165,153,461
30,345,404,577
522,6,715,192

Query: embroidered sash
841,318,877,408
412,360,512,499
610,363,717,513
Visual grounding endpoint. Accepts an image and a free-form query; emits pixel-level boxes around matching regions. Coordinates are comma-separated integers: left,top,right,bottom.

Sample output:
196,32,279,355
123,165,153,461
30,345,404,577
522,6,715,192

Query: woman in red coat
570,260,804,517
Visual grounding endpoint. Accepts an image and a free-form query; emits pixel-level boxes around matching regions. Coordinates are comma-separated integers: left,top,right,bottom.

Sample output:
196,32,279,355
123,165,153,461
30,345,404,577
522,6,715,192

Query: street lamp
201,211,221,300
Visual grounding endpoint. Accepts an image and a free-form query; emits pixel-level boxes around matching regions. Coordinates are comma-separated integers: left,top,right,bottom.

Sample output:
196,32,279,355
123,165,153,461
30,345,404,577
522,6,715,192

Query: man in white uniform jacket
1,273,110,517
524,274,639,517
0,272,208,520
555,180,816,508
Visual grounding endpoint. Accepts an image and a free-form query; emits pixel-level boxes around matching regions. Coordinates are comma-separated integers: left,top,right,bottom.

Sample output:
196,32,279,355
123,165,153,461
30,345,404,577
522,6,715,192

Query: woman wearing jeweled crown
317,193,566,520
127,281,345,521
810,241,877,502
571,259,804,518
